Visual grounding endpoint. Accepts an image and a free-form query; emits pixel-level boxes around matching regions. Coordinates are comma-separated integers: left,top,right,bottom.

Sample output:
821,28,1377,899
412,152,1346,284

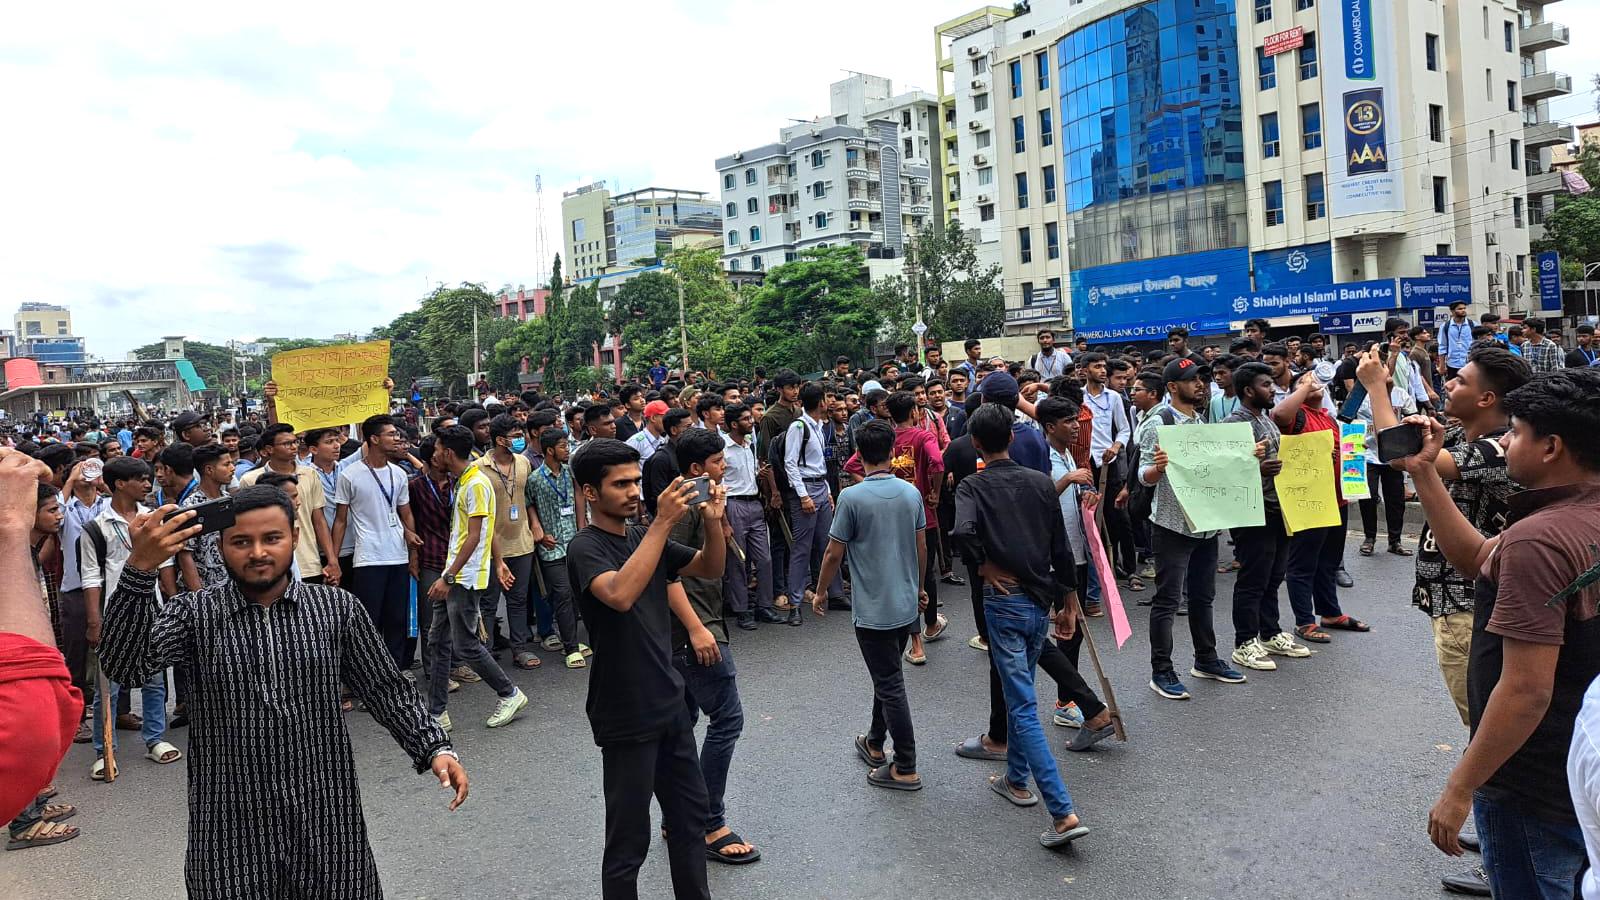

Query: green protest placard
1154,421,1264,532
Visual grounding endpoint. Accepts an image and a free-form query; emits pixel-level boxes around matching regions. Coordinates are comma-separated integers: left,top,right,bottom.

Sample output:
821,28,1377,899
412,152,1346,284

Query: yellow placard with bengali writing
270,340,391,432
1273,430,1341,535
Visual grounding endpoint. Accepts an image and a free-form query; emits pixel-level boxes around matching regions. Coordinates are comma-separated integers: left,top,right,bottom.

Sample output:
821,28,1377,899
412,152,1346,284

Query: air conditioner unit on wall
973,154,988,165
971,80,985,90
976,194,991,204
969,120,983,131
967,45,981,56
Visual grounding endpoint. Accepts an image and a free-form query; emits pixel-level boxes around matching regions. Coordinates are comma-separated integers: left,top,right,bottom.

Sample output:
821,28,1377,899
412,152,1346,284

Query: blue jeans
984,589,1075,820
1473,792,1586,899
92,671,167,752
674,644,744,832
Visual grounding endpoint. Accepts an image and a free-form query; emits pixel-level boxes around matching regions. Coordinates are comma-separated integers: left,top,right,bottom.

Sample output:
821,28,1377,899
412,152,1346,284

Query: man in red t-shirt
845,390,945,663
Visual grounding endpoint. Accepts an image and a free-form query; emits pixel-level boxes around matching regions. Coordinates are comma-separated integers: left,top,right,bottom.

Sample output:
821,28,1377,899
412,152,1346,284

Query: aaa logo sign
1344,88,1389,175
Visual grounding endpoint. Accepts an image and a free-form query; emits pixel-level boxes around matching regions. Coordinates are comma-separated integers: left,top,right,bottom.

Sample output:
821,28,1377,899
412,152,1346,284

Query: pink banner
1082,502,1132,648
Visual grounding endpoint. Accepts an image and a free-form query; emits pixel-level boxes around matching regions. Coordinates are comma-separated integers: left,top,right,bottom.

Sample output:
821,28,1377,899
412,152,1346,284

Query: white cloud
0,0,960,358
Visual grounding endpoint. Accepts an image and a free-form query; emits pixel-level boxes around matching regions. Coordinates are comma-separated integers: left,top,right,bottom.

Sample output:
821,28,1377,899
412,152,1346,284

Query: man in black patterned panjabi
98,485,468,900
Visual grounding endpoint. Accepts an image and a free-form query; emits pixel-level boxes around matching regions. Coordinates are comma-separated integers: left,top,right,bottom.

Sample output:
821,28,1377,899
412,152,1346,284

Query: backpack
767,418,813,498
1127,406,1203,521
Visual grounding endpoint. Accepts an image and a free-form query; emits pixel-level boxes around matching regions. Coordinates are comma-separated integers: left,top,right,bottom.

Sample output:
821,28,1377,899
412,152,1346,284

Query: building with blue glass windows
955,0,1534,341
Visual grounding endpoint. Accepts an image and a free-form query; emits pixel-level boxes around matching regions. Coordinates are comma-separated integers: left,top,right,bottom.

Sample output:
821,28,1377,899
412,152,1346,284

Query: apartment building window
1019,226,1032,263
747,197,759,213
974,93,989,112
1016,172,1029,209
1425,33,1439,71
723,174,735,189
1048,276,1062,298
1022,282,1035,305
980,204,995,221
1513,196,1525,228
1040,109,1053,147
976,130,992,149
727,230,738,246
1254,0,1271,24
1428,104,1444,142
1036,51,1050,90
1485,68,1493,101
1042,164,1057,203
1305,173,1326,220
752,255,765,270
749,226,761,242
977,167,994,186
729,259,740,272
1298,32,1318,79
1013,115,1026,152
810,149,826,168
1433,176,1448,214
1261,112,1281,158
972,57,988,76
1264,180,1284,226
1296,0,1313,8
1301,103,1322,149
1510,138,1521,170
1506,80,1517,112
725,202,737,218
1046,222,1060,260
902,110,912,129
814,211,830,229
1489,129,1498,162
811,180,826,197
1504,20,1514,52
1258,48,1277,90
1010,60,1022,98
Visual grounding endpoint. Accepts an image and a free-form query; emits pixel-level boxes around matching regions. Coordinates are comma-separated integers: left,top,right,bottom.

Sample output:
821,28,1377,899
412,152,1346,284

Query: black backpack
767,418,813,497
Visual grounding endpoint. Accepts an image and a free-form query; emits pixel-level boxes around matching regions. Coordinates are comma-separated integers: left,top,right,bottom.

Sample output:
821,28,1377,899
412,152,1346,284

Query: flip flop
1358,540,1375,557
513,652,542,670
854,734,886,768
145,740,182,764
923,613,949,642
705,832,761,865
903,648,927,666
989,774,1037,807
1295,624,1332,644
954,736,1007,761
867,764,921,791
1124,576,1146,592
1321,615,1371,632
1040,824,1091,848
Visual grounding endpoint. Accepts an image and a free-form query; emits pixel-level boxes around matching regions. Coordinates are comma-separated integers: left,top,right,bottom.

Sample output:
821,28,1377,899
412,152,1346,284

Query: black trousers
600,716,711,900
856,624,917,773
982,562,1106,742
921,526,940,629
1359,462,1407,545
1231,507,1290,647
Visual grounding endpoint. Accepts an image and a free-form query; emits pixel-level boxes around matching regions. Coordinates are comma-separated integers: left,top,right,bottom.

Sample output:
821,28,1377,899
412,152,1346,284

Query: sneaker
487,687,529,728
540,634,563,652
1262,632,1312,658
1190,659,1247,684
968,634,988,651
1052,702,1084,728
1231,639,1278,671
434,711,453,733
451,665,483,684
1148,671,1191,700
448,678,460,693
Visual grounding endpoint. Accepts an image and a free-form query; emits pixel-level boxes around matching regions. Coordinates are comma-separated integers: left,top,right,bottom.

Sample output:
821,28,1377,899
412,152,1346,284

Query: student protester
98,486,466,898
1208,355,1240,422
565,438,727,900
720,403,780,630
783,382,846,625
1440,301,1475,378
422,426,528,733
481,414,543,670
240,423,340,585
1136,359,1247,700
1401,368,1600,899
177,444,235,592
953,404,1092,848
1079,352,1137,599
625,400,671,464
978,371,1050,475
332,416,422,671
151,442,197,507
58,459,109,708
1519,318,1564,374
813,420,927,791
527,426,590,668
665,428,759,864
613,385,645,442
1223,362,1308,672
405,438,461,683
642,409,694,518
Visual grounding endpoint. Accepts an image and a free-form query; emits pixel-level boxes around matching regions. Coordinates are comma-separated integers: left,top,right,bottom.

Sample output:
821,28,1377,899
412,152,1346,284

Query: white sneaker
1231,639,1277,671
487,687,528,728
968,635,988,651
434,711,453,733
1262,632,1312,658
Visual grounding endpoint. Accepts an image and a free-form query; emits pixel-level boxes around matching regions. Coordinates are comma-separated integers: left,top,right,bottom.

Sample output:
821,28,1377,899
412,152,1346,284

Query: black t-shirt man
567,525,697,745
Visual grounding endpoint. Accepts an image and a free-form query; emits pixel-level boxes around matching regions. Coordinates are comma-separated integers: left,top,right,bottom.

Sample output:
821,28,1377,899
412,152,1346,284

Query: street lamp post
1585,262,1600,319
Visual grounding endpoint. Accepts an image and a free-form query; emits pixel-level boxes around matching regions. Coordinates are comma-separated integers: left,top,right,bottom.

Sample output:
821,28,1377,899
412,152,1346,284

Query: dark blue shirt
1009,419,1050,476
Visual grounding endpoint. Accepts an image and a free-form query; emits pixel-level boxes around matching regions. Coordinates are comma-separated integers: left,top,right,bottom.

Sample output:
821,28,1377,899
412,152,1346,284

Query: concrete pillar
1362,237,1381,281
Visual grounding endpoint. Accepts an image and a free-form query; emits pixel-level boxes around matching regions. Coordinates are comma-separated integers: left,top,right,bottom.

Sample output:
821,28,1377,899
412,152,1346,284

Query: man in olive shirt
668,428,758,865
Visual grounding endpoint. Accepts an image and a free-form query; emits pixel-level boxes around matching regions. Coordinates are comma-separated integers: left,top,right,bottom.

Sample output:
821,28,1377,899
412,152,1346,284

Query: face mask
510,438,527,454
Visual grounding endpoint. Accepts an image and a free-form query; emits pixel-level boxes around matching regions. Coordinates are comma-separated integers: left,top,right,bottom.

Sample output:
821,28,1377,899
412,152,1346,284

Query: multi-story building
494,284,550,321
14,303,85,363
1518,0,1576,268
1550,121,1600,173
985,0,1532,340
715,74,939,275
561,184,721,282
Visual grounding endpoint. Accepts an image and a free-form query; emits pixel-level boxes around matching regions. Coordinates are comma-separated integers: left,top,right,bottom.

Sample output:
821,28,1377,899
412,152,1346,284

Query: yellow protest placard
1274,430,1341,534
271,340,391,432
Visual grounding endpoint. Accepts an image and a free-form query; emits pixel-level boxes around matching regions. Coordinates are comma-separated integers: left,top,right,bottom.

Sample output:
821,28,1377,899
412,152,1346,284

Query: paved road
5,538,1471,899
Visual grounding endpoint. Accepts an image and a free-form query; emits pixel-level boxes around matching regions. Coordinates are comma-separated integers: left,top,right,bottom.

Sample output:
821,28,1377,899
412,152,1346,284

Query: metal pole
472,309,480,388
677,273,689,377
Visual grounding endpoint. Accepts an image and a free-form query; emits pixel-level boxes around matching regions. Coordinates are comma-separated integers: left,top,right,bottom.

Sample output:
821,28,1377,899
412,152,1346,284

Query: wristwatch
443,573,458,585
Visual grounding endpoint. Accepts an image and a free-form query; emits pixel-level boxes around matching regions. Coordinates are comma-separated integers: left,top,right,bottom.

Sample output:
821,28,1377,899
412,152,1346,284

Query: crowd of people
3,302,1599,899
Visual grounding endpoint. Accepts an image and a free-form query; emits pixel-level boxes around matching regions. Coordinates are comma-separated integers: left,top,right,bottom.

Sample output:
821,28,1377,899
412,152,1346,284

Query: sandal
40,804,76,823
867,763,922,791
38,785,57,801
513,652,542,670
1321,615,1371,632
1125,576,1146,592
145,740,182,764
989,774,1038,807
705,831,761,865
1359,540,1375,557
1216,560,1240,574
564,651,587,669
923,613,949,642
90,757,116,782
772,595,794,611
903,648,927,666
1387,543,1413,557
6,820,79,850
854,734,886,768
1295,623,1332,644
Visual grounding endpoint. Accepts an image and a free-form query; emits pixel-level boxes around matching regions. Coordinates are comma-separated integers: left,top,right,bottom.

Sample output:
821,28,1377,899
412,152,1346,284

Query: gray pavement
5,536,1473,900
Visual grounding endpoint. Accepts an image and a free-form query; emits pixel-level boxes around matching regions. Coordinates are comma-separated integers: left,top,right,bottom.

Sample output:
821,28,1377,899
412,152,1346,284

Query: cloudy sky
3,2,1598,360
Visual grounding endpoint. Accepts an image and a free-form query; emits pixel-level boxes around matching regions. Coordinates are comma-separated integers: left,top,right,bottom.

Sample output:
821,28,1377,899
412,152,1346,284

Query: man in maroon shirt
407,436,457,685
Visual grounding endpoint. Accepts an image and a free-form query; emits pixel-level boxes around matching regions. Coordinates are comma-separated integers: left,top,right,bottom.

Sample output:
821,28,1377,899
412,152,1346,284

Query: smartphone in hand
165,495,236,537
685,476,713,506
1375,423,1424,464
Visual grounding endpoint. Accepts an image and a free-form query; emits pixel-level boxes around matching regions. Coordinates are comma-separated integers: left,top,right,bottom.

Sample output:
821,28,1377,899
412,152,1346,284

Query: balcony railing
1522,70,1572,101
1523,120,1575,149
1520,21,1570,52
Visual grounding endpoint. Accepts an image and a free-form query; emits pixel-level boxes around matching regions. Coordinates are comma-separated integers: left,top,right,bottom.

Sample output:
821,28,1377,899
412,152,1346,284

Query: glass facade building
611,196,722,267
1058,0,1246,271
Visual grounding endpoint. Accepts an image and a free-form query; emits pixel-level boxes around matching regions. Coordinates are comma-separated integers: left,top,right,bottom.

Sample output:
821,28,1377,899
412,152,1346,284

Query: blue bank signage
1069,247,1251,335
1228,278,1397,320
1538,251,1563,312
1399,276,1471,307
1317,310,1389,335
1254,242,1334,291
1340,0,1376,79
1423,255,1471,278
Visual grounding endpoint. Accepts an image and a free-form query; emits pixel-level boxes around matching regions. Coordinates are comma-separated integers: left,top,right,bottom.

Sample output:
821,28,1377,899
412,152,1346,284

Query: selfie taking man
97,486,466,899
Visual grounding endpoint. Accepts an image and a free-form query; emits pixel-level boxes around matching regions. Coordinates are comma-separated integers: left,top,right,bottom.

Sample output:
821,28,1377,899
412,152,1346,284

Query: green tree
742,246,881,373
880,221,1005,348
366,309,430,388
419,282,496,394
612,271,684,372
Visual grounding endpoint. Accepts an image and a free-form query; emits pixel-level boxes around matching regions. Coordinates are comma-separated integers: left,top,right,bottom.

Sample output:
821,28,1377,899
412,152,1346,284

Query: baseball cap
1162,357,1203,383
172,411,204,433
859,380,883,395
978,371,1019,401
643,400,670,418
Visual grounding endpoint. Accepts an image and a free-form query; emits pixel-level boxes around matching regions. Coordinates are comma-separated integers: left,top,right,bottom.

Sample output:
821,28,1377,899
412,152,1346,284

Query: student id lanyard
367,464,399,527
541,466,573,517
489,461,522,521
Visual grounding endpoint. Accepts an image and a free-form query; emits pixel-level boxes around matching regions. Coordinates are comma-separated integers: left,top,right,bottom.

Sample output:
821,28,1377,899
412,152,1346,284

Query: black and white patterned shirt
98,566,451,900
181,488,230,591
1413,426,1517,618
